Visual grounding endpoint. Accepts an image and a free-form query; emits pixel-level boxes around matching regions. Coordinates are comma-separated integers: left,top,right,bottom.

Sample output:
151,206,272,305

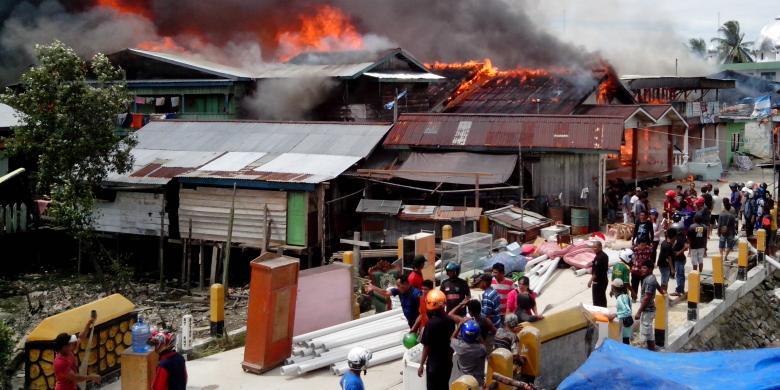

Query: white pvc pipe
293,309,402,345
316,331,404,357
306,316,404,347
280,363,300,376
315,321,408,350
330,345,407,375
535,257,561,295
524,254,548,271
765,255,780,270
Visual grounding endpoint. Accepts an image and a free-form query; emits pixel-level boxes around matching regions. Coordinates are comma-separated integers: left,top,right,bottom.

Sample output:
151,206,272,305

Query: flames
96,0,152,19
275,5,364,61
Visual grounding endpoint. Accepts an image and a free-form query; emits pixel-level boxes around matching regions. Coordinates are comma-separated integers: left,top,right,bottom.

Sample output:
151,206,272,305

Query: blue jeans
674,261,686,294
659,267,670,287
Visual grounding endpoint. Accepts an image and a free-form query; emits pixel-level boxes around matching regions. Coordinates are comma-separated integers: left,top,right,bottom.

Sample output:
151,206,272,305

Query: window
760,72,776,81
731,132,742,152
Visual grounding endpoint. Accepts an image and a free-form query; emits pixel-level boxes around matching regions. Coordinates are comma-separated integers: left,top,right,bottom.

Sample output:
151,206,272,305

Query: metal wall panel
533,153,601,228
93,192,167,236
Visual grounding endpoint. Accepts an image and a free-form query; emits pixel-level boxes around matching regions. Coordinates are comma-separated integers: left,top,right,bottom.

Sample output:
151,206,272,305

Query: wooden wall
93,192,167,236
178,187,287,246
532,153,601,228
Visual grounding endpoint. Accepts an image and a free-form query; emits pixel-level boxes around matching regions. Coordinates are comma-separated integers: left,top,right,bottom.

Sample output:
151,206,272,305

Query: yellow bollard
442,224,453,241
737,239,748,281
712,255,724,300
210,283,225,337
687,271,700,321
479,215,489,233
485,348,514,390
450,375,479,390
757,229,766,252
772,207,778,231
397,238,403,262
654,293,667,347
518,326,541,380
343,251,353,266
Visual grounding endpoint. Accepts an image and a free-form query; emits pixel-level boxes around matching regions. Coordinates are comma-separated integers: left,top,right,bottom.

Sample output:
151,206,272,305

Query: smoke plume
243,77,338,120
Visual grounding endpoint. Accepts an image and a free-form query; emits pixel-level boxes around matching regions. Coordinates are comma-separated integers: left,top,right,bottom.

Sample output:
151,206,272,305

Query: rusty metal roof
574,104,687,128
484,206,552,230
384,113,626,152
399,205,482,221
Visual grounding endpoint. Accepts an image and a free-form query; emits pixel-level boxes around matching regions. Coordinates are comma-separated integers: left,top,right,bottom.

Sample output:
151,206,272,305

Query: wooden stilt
198,241,205,291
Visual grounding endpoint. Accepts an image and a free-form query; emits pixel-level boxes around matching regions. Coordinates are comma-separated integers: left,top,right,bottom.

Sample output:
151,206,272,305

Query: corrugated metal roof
575,104,687,128
394,152,517,185
384,113,626,152
110,120,391,185
399,205,481,221
485,206,552,230
355,199,403,214
364,72,445,81
0,103,23,128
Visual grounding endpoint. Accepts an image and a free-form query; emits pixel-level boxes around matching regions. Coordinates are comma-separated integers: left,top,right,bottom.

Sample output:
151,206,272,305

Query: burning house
107,47,444,124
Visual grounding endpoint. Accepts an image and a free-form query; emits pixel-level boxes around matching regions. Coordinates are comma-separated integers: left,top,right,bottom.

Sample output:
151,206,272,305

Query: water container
131,316,151,352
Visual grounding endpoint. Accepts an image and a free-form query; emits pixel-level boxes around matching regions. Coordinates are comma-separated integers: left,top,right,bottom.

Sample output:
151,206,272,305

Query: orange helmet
425,289,446,311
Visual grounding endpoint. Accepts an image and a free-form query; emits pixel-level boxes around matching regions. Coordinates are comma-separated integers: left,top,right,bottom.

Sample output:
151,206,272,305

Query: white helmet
347,347,372,371
619,249,634,263
747,181,755,189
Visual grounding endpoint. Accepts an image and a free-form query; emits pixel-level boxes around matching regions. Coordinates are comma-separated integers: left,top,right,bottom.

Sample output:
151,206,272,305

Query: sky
520,0,780,75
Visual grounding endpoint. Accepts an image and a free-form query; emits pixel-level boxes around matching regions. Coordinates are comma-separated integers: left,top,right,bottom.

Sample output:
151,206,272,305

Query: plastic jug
131,316,151,352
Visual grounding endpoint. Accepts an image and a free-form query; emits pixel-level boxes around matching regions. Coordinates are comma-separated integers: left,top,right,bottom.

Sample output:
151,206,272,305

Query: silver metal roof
109,120,392,185
0,103,23,128
355,199,403,215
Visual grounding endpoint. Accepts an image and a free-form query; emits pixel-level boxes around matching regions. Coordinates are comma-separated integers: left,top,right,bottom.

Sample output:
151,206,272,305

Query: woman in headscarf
148,330,187,390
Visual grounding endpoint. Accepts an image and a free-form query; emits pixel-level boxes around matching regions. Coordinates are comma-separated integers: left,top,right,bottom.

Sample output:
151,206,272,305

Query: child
609,279,633,345
407,255,426,289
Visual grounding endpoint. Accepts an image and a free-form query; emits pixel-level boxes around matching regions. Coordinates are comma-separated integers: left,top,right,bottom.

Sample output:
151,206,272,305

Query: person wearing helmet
441,262,470,316
341,347,371,390
743,188,756,237
663,190,679,220
418,289,455,389
411,279,435,334
450,320,488,385
367,275,422,329
148,330,187,390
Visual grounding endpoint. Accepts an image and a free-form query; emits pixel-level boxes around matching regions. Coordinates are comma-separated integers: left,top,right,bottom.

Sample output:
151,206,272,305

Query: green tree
711,20,754,64
1,41,135,232
688,38,707,57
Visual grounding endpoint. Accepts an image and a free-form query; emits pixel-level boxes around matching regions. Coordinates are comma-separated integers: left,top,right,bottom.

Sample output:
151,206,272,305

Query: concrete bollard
450,375,479,390
479,215,489,233
757,229,766,265
737,239,748,281
485,348,513,390
518,326,541,381
442,224,453,240
654,293,667,347
687,271,700,321
712,255,724,300
210,283,225,337
180,314,193,352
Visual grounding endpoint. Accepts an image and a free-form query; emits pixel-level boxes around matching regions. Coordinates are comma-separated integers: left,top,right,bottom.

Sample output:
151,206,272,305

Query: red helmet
694,197,705,206
665,190,676,198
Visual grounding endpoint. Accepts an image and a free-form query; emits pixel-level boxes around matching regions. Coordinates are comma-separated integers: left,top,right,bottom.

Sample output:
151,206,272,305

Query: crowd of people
362,258,538,389
598,180,776,351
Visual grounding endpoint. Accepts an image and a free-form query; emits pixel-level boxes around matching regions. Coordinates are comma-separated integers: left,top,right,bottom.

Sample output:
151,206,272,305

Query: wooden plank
210,244,219,285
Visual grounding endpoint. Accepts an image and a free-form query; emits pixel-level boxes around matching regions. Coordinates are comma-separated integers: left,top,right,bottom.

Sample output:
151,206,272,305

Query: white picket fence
0,202,29,234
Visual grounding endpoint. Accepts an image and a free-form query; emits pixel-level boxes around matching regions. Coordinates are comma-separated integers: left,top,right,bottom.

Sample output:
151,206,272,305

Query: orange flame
137,37,182,52
275,5,364,61
96,0,152,18
427,59,559,101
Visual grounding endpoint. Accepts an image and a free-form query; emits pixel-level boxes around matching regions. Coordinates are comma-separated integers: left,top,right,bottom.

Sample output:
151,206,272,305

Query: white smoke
243,77,338,120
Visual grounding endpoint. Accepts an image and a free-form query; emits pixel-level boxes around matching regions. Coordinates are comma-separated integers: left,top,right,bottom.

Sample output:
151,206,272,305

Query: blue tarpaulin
559,339,780,390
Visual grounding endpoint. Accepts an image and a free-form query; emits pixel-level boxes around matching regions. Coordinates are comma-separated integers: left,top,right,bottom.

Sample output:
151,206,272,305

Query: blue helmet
460,320,480,343
445,262,461,275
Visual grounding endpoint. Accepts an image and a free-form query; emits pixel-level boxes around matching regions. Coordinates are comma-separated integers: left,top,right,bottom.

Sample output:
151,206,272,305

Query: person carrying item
478,273,503,328
367,276,422,328
450,320,488,386
418,290,455,389
588,240,610,308
148,330,187,390
718,198,738,261
506,276,544,323
53,317,101,390
408,255,426,289
341,347,372,390
608,279,633,345
441,262,470,316
634,262,666,351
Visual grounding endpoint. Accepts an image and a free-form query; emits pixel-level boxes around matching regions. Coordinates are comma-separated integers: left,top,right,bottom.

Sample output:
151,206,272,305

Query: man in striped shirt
478,274,502,328
490,263,513,317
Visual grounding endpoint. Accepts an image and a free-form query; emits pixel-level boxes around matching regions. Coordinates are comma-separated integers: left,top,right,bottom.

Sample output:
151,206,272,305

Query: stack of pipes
526,256,560,295
281,308,408,376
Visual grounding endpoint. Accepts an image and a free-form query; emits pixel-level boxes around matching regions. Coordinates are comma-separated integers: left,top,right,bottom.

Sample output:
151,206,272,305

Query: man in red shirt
407,255,426,289
53,318,101,390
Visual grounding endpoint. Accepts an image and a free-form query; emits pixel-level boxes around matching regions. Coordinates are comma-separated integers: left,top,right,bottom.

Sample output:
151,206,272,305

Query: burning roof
426,60,634,115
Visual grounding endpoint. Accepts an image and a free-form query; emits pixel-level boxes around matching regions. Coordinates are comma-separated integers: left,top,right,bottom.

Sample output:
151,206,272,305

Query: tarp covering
395,152,517,185
559,339,780,390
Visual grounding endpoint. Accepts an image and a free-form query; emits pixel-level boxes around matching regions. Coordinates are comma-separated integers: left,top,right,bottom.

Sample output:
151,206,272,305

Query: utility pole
222,183,237,294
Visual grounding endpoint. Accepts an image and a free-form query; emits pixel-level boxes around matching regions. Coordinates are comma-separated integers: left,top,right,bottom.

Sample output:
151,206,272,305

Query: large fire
96,0,152,19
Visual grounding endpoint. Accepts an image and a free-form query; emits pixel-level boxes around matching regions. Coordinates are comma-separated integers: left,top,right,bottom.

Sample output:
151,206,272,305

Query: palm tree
711,20,754,63
688,38,707,57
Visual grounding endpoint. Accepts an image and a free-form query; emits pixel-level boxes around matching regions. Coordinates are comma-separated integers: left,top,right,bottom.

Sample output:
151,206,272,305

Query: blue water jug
131,316,151,352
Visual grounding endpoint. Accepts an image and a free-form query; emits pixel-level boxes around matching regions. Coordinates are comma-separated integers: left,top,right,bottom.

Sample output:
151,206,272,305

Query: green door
286,192,307,246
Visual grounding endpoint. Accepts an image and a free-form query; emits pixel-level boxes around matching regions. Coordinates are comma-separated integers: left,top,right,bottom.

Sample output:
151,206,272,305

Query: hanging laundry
170,96,180,107
131,113,144,129
155,97,165,106
134,96,146,105
116,113,128,127
145,97,155,104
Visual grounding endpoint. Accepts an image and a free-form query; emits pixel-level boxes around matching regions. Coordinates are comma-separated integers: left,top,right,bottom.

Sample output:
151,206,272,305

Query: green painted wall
286,192,308,246
726,122,745,166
